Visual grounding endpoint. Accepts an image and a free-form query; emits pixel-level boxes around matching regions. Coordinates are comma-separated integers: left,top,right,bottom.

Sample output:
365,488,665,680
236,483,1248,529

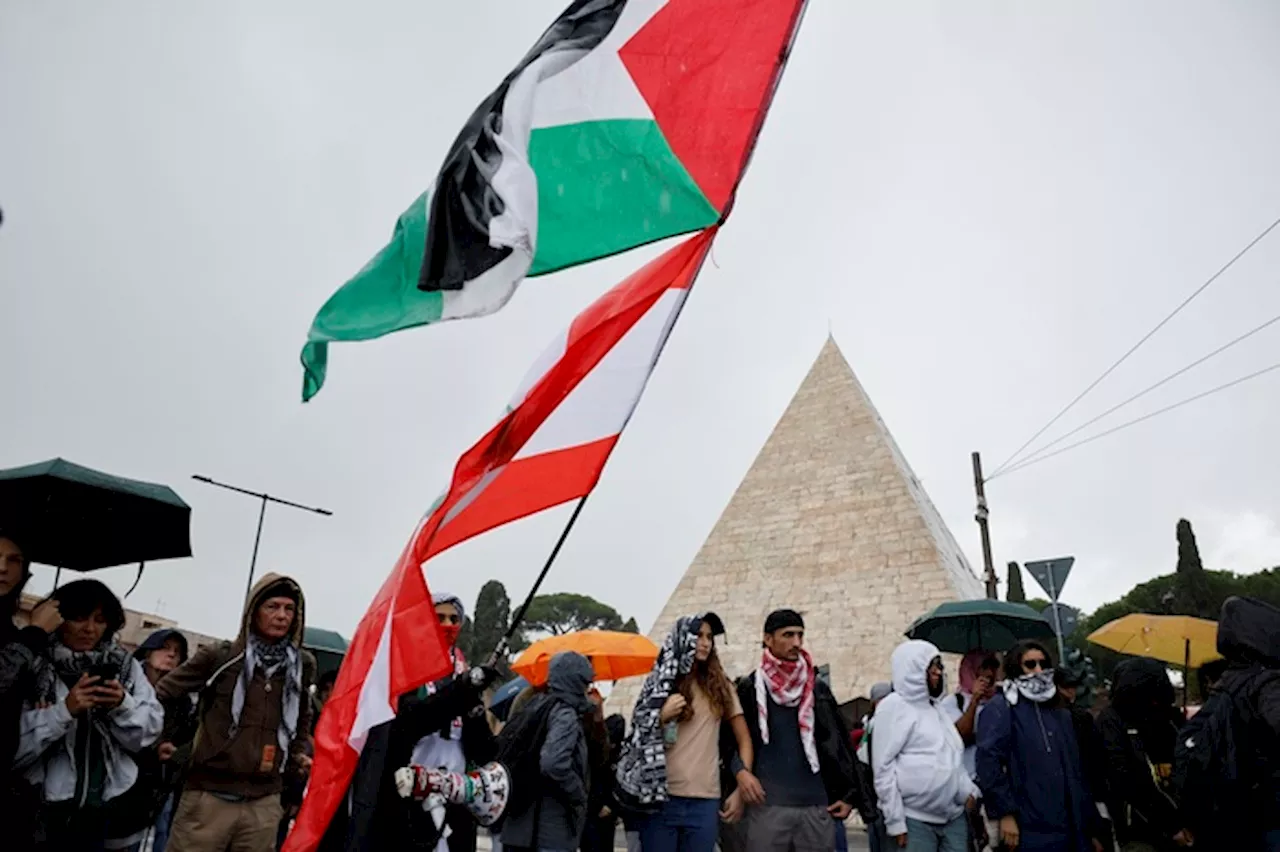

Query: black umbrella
0,458,192,590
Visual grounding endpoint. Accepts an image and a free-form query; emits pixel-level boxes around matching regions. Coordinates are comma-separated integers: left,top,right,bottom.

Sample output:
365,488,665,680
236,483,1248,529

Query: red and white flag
285,228,715,852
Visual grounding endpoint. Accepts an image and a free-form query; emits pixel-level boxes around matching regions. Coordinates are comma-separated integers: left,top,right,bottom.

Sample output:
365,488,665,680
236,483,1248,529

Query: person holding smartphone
13,579,163,851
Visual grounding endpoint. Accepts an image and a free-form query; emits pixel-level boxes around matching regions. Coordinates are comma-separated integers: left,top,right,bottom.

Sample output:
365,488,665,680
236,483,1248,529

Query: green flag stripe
529,119,718,275
300,120,715,401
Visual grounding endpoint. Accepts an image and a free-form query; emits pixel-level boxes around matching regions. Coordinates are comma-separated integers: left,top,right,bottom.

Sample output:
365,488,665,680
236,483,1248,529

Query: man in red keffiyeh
732,609,875,852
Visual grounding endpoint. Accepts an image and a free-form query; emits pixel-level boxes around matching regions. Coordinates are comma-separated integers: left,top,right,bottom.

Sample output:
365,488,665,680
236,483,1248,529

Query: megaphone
395,761,511,827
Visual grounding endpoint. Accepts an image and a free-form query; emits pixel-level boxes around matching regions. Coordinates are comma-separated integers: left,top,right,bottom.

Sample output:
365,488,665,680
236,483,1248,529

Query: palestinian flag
284,230,715,852
301,0,806,400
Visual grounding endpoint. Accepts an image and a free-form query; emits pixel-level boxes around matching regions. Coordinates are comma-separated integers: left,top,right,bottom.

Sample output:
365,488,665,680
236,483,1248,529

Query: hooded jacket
1211,596,1280,829
500,651,595,851
1097,657,1181,847
156,572,316,799
977,686,1098,851
871,640,976,836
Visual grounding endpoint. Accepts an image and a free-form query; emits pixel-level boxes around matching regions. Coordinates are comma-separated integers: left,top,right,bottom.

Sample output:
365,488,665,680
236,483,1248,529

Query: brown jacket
157,573,316,799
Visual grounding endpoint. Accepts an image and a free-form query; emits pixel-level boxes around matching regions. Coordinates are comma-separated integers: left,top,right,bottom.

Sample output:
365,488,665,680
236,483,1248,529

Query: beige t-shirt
665,682,744,799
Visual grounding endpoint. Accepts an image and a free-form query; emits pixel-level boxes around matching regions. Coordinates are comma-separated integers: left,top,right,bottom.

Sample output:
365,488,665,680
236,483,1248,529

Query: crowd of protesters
1,530,319,852
5,518,1280,852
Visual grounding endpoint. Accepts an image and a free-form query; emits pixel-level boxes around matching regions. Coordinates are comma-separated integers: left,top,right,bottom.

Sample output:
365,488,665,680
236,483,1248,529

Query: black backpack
493,696,556,826
1172,667,1275,834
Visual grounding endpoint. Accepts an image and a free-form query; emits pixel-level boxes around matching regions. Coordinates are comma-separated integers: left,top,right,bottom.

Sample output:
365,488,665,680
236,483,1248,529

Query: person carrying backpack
156,574,316,852
498,651,595,852
1173,596,1280,852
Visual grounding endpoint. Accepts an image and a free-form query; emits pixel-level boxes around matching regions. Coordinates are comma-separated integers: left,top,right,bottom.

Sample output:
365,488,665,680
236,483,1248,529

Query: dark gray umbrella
0,458,192,587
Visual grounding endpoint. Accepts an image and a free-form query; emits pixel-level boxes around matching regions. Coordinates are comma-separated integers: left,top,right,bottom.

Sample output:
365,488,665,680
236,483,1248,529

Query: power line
1001,309,1280,470
991,359,1280,480
989,213,1280,478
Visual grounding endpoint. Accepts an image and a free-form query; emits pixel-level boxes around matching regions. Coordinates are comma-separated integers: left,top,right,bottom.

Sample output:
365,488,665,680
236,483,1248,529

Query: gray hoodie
500,651,594,850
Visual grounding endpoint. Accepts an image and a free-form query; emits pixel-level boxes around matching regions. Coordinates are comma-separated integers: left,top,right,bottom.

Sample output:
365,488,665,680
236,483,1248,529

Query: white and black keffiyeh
614,614,704,809
231,634,302,770
1003,670,1057,705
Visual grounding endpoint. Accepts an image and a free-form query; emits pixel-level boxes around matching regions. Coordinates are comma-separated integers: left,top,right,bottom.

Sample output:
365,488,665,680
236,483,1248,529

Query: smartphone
87,663,118,682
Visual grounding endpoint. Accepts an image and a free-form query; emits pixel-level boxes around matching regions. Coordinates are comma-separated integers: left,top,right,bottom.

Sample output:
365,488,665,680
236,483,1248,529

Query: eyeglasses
1022,657,1047,671
437,614,461,625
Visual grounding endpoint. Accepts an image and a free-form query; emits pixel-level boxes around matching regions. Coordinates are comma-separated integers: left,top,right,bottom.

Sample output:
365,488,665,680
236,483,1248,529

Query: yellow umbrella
511,630,659,686
1087,613,1222,668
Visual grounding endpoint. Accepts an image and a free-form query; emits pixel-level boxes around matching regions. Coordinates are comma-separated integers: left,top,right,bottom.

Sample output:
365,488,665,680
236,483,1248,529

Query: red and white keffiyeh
756,647,819,773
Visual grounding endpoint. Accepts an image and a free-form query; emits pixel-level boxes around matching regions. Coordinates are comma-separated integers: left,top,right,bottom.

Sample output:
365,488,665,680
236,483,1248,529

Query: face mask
1004,669,1057,705
441,624,461,647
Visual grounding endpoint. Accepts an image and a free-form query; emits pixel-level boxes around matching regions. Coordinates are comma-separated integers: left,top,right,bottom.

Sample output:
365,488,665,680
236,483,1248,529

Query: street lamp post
192,475,333,605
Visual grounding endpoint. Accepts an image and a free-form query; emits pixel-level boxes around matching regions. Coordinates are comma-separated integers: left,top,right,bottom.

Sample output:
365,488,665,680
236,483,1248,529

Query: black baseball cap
700,611,726,637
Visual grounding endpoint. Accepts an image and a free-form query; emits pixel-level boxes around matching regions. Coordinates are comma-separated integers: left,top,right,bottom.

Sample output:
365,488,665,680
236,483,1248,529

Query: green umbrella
303,626,349,678
0,458,191,578
906,599,1055,654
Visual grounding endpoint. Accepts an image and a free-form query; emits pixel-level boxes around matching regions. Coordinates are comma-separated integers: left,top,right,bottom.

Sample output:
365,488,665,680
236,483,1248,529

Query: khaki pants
167,789,284,852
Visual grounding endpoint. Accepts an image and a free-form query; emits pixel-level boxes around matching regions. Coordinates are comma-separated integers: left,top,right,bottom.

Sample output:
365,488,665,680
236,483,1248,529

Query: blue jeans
834,817,847,852
902,815,967,852
153,793,175,852
642,796,721,852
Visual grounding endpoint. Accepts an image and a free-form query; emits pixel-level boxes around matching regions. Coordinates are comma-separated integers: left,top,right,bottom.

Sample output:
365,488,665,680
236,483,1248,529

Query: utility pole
192,476,333,606
971,452,998,599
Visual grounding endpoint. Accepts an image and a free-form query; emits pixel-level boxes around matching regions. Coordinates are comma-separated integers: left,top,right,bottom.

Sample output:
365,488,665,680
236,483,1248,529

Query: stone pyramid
610,337,983,712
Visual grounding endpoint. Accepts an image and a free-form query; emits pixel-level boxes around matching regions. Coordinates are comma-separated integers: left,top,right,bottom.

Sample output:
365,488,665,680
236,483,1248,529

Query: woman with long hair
616,613,757,852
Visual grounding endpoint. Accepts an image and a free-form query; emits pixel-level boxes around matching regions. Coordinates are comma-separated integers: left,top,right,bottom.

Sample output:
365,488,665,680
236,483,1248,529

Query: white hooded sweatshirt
871,640,977,837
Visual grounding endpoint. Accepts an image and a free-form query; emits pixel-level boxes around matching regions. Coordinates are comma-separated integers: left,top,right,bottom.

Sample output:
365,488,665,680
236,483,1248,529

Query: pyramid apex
609,334,983,710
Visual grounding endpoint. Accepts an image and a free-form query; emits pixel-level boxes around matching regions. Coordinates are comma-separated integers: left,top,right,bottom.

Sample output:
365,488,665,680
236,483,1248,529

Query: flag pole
488,229,722,666
489,495,591,665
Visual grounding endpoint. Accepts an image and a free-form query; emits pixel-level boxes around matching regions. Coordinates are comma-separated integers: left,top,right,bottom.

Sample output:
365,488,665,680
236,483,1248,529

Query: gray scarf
231,633,302,770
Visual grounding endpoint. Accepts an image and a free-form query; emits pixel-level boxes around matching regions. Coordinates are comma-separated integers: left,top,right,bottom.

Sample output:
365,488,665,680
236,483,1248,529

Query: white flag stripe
531,0,668,128
514,287,686,460
348,607,396,752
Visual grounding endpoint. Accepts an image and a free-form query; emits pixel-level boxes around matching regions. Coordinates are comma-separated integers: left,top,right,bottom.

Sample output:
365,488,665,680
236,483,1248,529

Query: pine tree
470,580,512,663
1176,518,1204,573
1006,562,1027,603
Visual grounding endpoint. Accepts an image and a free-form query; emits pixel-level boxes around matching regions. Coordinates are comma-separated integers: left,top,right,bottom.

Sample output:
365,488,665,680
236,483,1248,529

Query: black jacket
1097,658,1182,848
1,619,46,852
321,675,494,852
729,673,874,820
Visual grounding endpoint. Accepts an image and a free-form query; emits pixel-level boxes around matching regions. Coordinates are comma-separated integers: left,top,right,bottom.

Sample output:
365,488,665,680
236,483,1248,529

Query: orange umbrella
511,630,659,686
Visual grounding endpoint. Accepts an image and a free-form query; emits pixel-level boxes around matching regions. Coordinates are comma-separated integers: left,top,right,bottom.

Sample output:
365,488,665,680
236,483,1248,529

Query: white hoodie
871,640,976,837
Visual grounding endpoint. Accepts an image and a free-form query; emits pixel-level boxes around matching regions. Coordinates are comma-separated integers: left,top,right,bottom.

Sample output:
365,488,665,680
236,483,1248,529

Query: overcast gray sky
3,1,1279,643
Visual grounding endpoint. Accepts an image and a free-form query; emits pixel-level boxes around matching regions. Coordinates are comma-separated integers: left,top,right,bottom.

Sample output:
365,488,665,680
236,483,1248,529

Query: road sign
1045,602,1080,639
1025,557,1075,602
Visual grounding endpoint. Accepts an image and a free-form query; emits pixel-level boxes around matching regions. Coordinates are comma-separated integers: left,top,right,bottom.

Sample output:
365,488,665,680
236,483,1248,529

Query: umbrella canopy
488,675,530,721
0,458,192,571
511,630,659,686
1087,613,1222,668
303,626,349,679
906,599,1055,654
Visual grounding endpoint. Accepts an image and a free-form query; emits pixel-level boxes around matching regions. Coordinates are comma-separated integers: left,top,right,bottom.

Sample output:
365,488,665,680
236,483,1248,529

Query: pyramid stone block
609,337,983,713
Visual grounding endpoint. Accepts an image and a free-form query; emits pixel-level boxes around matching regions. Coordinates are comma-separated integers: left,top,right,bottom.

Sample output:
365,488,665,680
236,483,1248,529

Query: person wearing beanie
157,573,316,852
735,609,872,852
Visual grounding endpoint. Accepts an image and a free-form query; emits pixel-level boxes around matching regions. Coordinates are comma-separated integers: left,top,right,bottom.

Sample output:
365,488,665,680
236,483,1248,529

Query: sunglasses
437,613,461,625
1022,657,1048,672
